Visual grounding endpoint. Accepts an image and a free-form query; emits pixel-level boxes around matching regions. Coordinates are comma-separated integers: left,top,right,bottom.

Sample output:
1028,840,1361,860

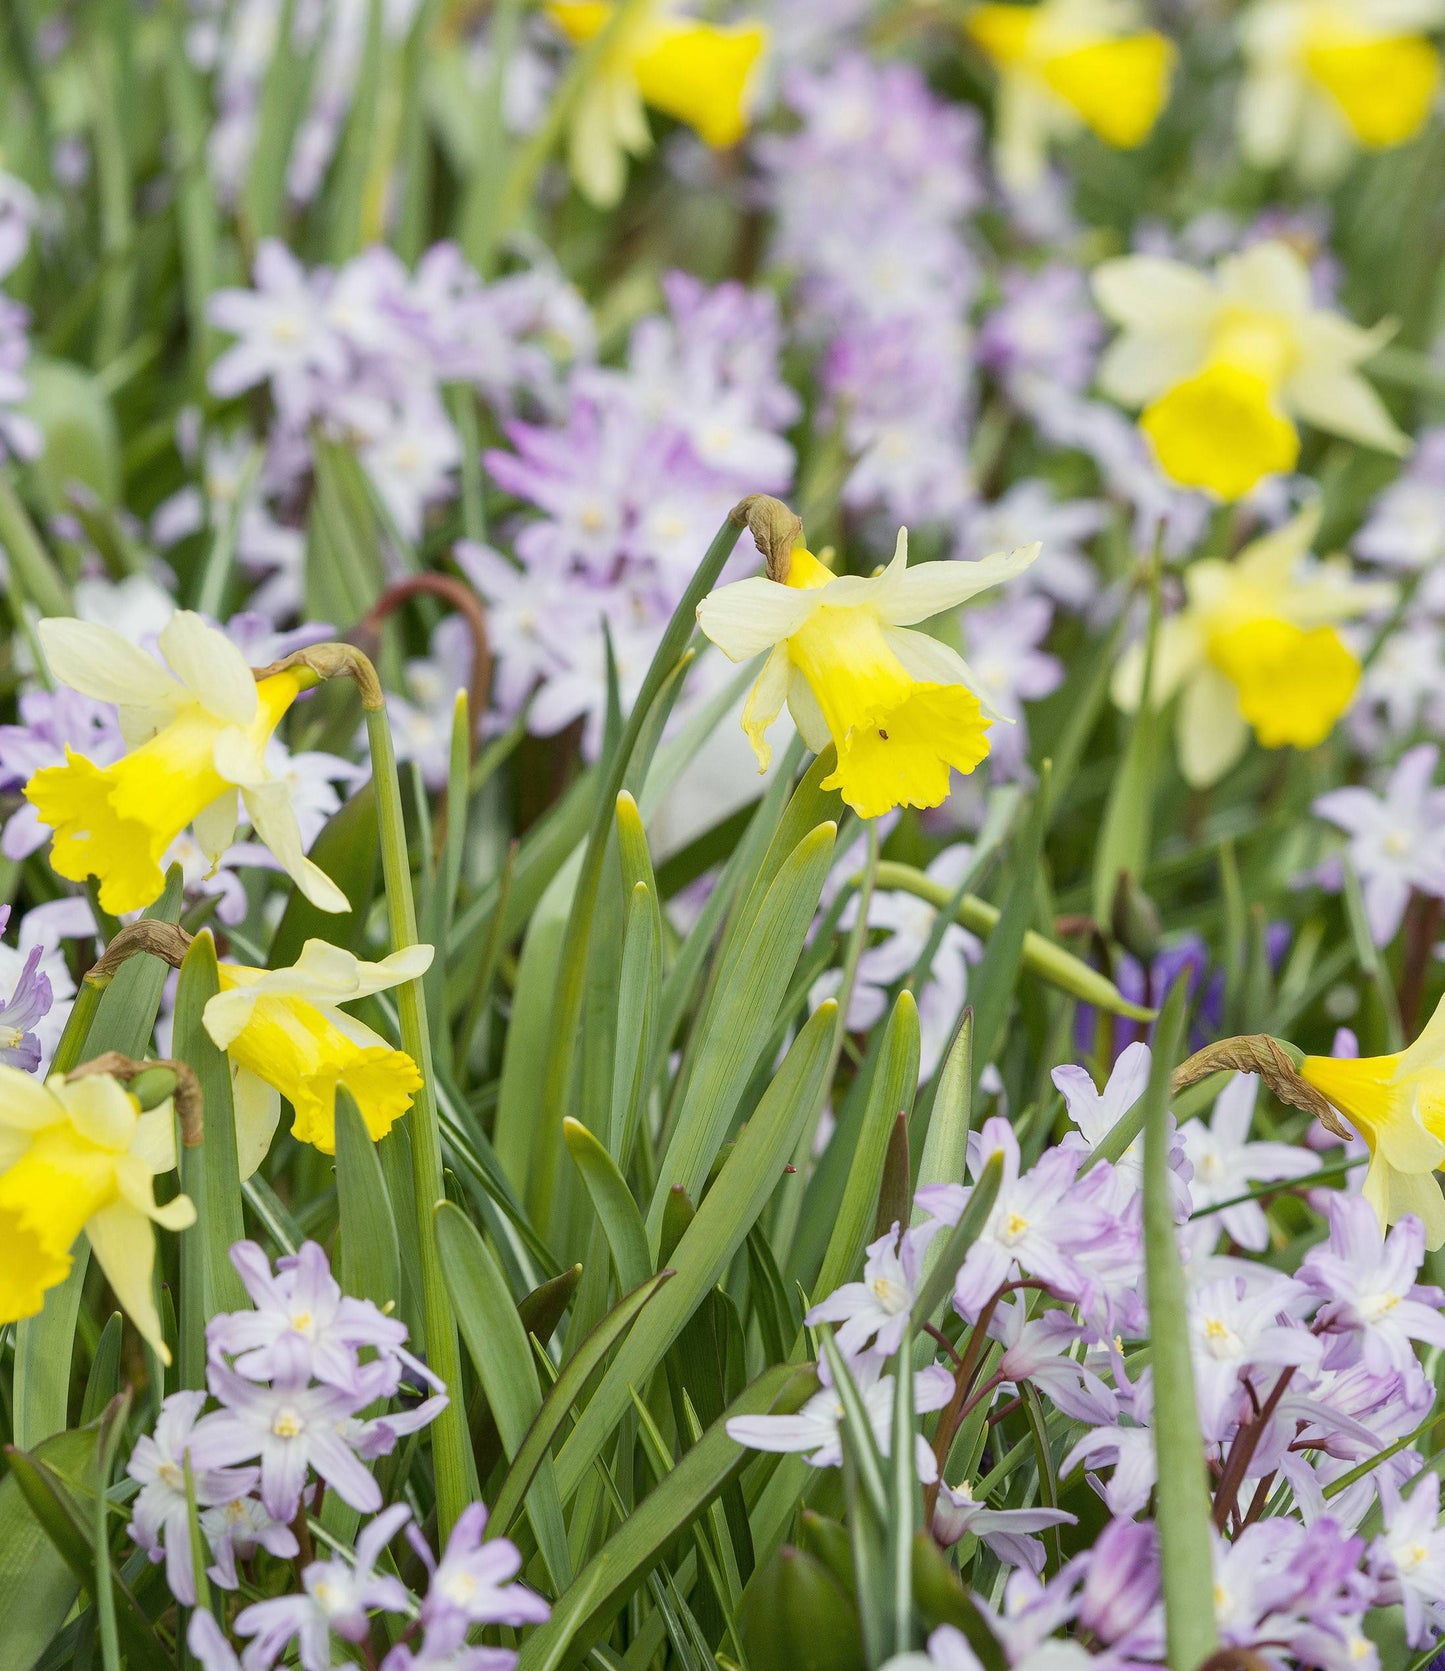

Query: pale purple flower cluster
202,237,590,601
977,263,1103,412
0,903,54,1072
474,270,798,754
1349,431,1445,750
732,1032,1445,1662
757,53,983,526
1313,744,1445,945
186,1497,548,1671
126,1240,446,1607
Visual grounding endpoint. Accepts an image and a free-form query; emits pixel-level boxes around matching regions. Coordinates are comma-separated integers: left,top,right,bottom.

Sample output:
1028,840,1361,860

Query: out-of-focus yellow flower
966,0,1175,189
696,530,1038,819
1111,506,1394,786
547,0,768,206
1301,995,1445,1248
1238,0,1445,178
1093,239,1410,501
0,1067,194,1360
25,612,347,918
203,939,435,1173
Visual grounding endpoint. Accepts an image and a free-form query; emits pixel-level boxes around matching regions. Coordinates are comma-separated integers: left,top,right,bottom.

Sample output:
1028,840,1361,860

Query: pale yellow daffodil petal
232,1068,282,1182
85,1200,172,1362
695,576,819,662
159,610,258,725
741,644,790,773
1175,667,1250,789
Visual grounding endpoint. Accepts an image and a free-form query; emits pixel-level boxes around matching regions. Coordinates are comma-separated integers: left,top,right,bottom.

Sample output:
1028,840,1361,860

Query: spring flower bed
2,2,1445,1669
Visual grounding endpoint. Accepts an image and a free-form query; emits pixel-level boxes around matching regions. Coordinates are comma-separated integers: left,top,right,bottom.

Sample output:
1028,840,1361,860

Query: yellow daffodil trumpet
1299,994,1445,1249
0,1065,194,1360
547,0,768,206
1238,0,1445,179
696,528,1039,820
25,612,348,918
202,939,436,1173
1111,505,1394,787
967,0,1175,190
1093,239,1410,501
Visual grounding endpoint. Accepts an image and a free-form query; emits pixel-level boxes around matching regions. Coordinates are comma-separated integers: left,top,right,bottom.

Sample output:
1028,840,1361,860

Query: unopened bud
67,1051,204,1145
88,921,194,985
1110,870,1162,963
1171,1034,1346,1138
730,494,804,583
250,641,384,709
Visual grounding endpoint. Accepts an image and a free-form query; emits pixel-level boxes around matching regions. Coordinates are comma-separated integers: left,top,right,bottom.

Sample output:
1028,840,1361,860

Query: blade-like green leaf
648,821,837,1240
335,1088,402,1310
516,1364,819,1671
563,1118,651,1293
1143,977,1219,1671
489,1270,674,1540
813,990,920,1302
172,929,248,1388
555,1002,837,1503
436,1203,572,1587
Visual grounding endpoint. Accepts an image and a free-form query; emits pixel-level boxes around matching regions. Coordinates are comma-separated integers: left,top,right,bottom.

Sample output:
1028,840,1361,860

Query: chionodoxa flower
25,611,347,917
1111,504,1392,786
966,0,1175,190
1092,237,1410,500
1237,0,1445,178
0,1065,194,1359
546,1,768,207
202,938,435,1175
696,528,1039,819
1297,994,1445,1250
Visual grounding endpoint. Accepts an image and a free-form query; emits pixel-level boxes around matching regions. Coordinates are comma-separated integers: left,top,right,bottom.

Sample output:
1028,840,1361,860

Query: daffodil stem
866,862,1155,1022
364,701,473,1537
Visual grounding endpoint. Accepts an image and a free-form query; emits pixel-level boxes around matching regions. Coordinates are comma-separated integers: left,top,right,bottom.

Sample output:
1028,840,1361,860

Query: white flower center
272,1407,306,1439
158,1460,184,1490
1201,1317,1242,1359
1000,1211,1030,1246
440,1570,479,1605
870,1276,908,1313
289,1309,315,1336
269,316,303,344
0,1024,24,1050
1383,828,1412,857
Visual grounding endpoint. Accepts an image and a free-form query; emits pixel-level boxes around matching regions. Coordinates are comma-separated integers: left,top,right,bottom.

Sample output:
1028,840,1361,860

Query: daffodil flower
1300,995,1445,1249
547,0,768,207
26,612,348,918
202,939,435,1174
1093,238,1410,501
966,0,1175,190
696,530,1039,820
0,1067,195,1360
1111,506,1394,787
1239,0,1445,178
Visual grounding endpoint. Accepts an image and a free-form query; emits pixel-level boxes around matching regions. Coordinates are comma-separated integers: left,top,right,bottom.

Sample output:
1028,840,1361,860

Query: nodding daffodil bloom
695,530,1039,820
1300,995,1445,1249
202,939,435,1174
0,1067,194,1359
1111,506,1394,787
25,612,347,918
1238,0,1445,178
1093,238,1410,501
966,0,1175,190
547,0,768,207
